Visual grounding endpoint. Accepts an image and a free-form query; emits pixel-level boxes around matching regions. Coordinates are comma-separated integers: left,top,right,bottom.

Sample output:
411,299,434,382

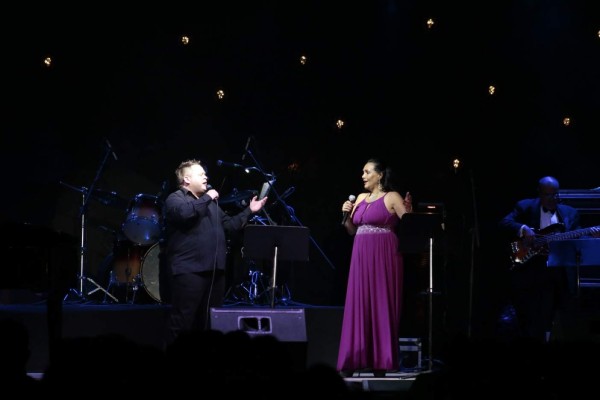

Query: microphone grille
348,194,356,202
207,184,213,190
216,160,223,166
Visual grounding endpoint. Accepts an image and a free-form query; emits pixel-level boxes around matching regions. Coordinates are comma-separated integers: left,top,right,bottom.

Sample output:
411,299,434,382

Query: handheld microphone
216,160,245,168
206,184,217,201
341,194,356,225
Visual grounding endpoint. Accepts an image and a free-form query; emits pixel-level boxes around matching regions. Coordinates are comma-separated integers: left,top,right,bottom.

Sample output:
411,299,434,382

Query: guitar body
509,223,565,267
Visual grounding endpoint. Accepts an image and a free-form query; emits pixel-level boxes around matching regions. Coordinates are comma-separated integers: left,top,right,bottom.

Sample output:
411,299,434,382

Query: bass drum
112,240,148,284
140,242,162,303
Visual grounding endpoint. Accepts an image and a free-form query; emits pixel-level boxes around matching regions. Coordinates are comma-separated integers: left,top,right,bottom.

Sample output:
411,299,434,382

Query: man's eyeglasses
540,193,560,199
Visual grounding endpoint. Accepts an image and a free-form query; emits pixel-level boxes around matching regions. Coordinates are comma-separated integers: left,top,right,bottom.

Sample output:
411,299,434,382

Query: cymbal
91,190,129,208
220,189,258,205
60,181,128,208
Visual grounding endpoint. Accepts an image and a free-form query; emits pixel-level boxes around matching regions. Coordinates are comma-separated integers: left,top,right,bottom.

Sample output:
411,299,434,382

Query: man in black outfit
163,159,267,347
499,176,599,342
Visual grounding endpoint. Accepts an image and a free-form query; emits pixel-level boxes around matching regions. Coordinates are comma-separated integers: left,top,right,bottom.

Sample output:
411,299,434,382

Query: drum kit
63,183,264,305
105,192,164,304
61,181,164,304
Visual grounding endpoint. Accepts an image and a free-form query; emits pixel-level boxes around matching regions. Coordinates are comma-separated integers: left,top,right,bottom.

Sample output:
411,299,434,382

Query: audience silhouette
0,317,41,392
4,316,600,399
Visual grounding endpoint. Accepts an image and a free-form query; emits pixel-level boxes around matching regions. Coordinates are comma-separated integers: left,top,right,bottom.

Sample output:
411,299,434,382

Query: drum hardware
84,275,119,303
249,215,269,225
240,263,268,304
224,259,291,306
219,189,258,207
60,181,128,209
225,267,268,305
59,141,118,303
106,271,142,304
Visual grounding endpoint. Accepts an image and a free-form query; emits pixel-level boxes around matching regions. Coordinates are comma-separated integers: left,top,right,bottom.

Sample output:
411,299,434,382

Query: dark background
2,1,599,341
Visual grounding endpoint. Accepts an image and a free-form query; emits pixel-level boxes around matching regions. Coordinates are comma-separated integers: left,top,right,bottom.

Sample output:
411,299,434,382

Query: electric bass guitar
509,223,600,268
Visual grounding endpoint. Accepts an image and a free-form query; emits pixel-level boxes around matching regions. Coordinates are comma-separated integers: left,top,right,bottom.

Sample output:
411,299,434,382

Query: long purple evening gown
337,194,403,372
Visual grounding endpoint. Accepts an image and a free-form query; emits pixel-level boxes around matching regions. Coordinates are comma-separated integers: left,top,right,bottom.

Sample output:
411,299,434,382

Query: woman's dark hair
367,157,396,192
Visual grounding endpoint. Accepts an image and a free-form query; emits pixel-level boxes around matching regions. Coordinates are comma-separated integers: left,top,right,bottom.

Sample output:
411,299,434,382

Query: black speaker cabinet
211,307,308,371
210,307,307,342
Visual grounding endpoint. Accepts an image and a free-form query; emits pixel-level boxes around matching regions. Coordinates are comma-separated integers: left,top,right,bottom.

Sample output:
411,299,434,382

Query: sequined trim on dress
356,225,392,234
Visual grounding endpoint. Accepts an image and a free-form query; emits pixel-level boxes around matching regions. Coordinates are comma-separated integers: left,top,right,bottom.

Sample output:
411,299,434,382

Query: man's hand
249,196,268,213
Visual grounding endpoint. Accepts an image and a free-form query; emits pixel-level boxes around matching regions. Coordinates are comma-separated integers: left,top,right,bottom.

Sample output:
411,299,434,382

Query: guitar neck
540,226,597,244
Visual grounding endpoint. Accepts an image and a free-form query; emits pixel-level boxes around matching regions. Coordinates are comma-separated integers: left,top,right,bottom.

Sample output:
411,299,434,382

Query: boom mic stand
245,149,336,270
63,142,118,303
243,148,336,305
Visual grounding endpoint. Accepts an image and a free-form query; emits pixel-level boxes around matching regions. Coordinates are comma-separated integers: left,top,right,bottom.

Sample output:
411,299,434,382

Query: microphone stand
64,143,117,303
244,151,277,226
259,191,277,226
467,169,480,338
245,150,336,274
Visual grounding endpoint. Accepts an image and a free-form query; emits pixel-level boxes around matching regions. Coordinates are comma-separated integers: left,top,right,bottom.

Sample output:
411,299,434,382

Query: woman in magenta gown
337,158,412,376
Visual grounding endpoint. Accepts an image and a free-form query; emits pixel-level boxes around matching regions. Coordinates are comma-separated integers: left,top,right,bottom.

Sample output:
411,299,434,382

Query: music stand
243,225,310,308
397,211,444,371
548,239,600,295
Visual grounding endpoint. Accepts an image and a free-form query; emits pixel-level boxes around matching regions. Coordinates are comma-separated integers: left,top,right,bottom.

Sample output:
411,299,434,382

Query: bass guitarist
498,176,597,342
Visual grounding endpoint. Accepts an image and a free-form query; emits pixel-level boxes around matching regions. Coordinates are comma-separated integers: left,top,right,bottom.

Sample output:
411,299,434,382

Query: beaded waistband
356,225,392,234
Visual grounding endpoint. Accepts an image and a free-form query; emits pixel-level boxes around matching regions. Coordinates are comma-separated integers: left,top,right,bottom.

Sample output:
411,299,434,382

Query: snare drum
122,193,162,245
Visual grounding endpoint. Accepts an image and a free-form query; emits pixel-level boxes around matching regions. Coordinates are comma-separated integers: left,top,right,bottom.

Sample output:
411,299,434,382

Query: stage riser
0,304,343,373
0,304,169,373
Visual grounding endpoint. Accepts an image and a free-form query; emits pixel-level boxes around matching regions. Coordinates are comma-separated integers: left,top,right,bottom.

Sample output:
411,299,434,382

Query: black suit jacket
499,197,581,236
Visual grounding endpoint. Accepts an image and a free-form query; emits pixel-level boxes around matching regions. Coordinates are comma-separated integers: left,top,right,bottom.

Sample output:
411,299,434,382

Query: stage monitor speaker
211,307,307,371
210,307,307,342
